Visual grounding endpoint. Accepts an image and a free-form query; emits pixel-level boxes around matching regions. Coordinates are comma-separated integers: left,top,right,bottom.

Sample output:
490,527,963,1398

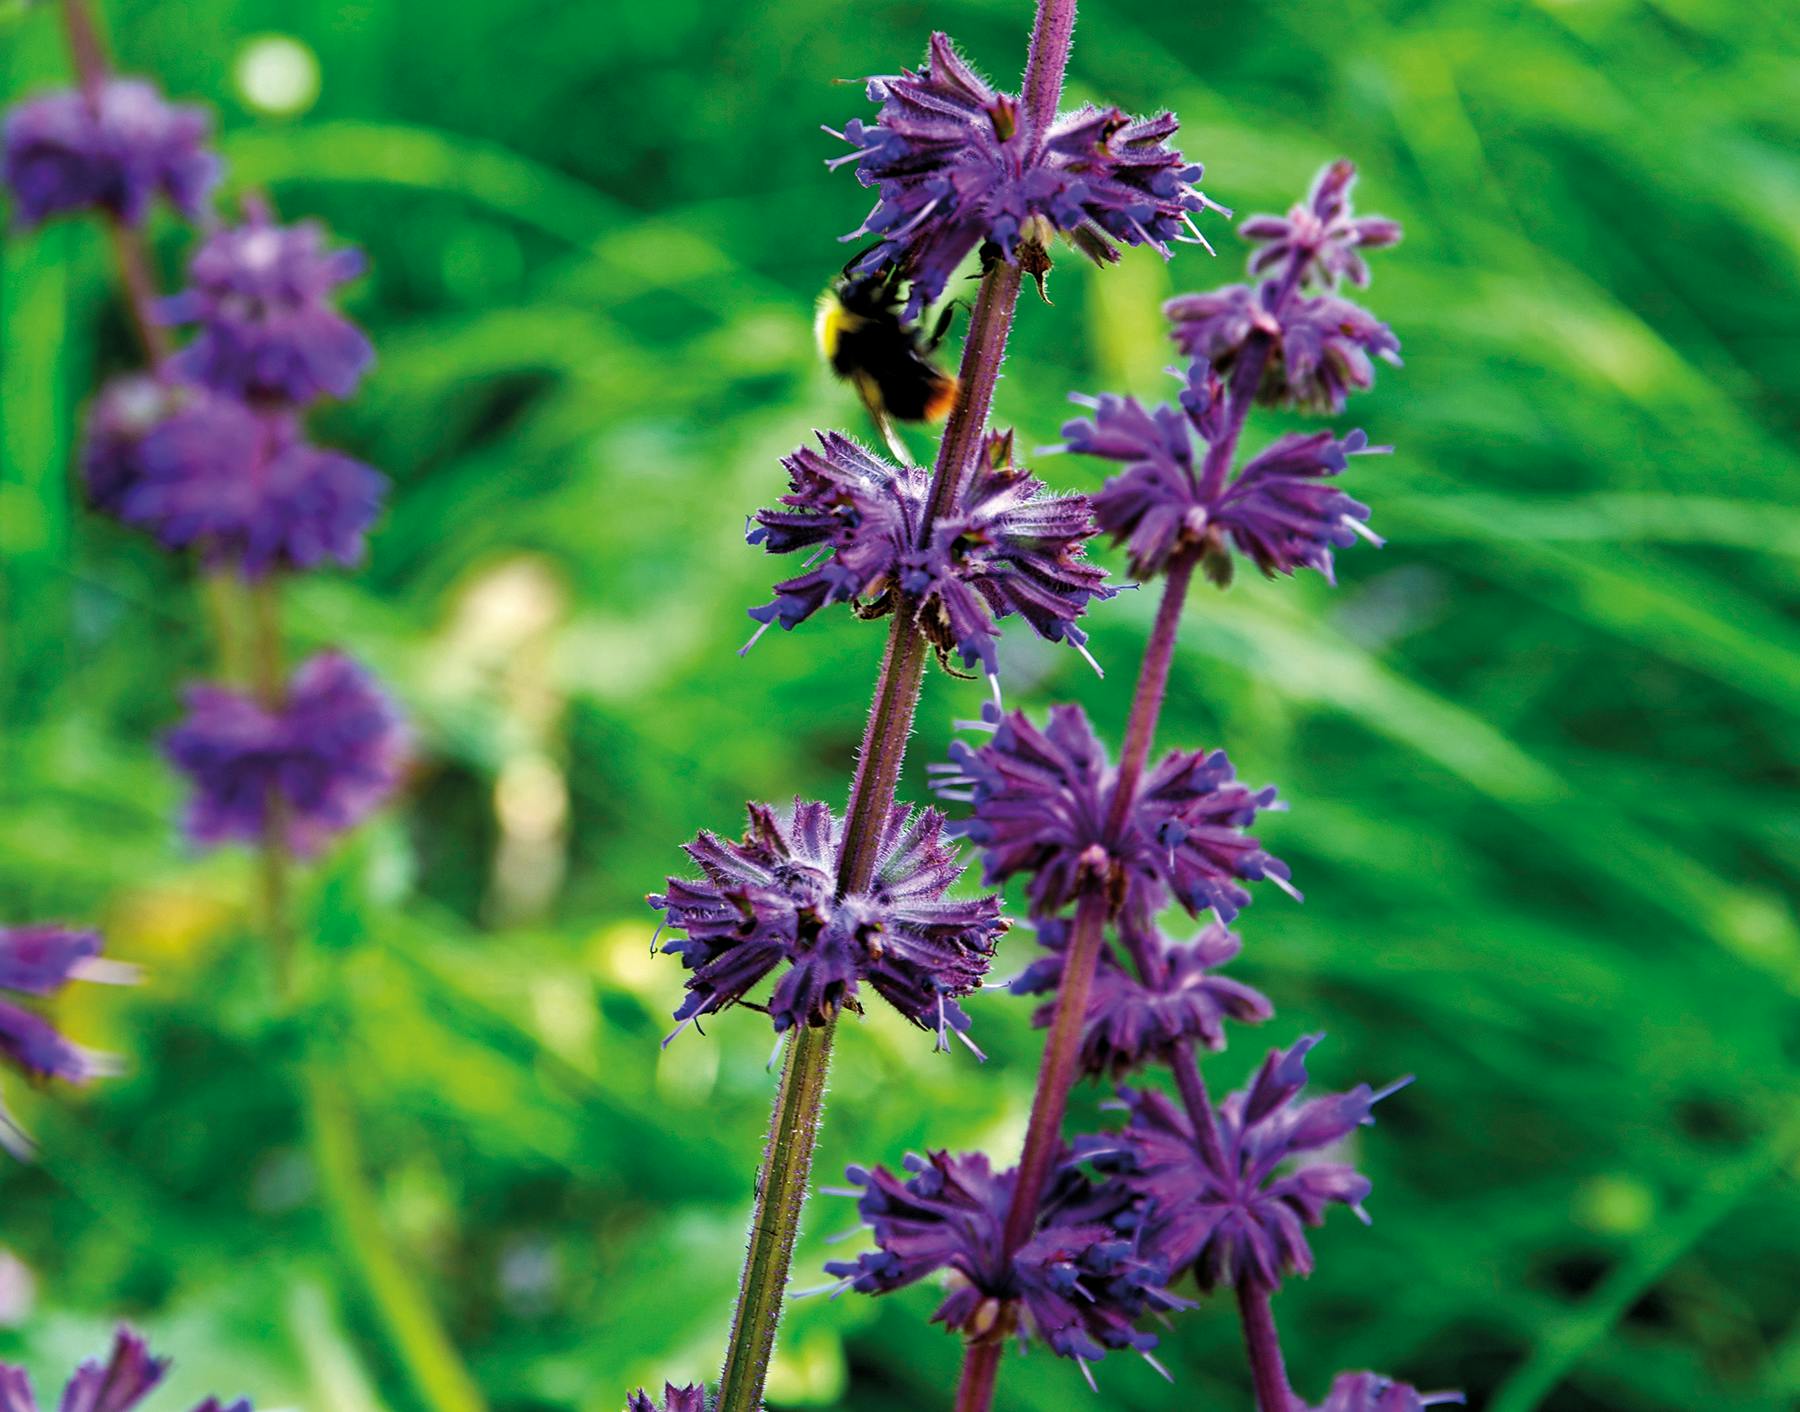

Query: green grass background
3,0,1798,1409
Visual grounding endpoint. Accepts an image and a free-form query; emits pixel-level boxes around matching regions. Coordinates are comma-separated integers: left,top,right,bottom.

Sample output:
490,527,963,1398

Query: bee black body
816,266,959,425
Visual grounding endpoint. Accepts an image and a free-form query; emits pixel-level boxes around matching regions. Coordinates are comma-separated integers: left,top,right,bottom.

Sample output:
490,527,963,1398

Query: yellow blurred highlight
1573,1173,1656,1237
528,973,596,1063
654,1029,718,1106
103,882,236,963
234,35,321,117
764,1325,848,1405
593,918,666,996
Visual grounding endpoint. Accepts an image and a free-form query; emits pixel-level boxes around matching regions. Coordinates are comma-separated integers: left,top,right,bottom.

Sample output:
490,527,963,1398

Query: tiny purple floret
0,1328,251,1412
1063,361,1385,583
624,1385,707,1412
1013,912,1271,1078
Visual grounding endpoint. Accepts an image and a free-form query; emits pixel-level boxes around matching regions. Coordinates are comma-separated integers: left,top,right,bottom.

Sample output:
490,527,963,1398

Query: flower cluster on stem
823,151,1458,1412
1,7,482,1411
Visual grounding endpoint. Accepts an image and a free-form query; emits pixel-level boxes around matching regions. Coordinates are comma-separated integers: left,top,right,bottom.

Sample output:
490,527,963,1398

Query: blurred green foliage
3,1,1799,1410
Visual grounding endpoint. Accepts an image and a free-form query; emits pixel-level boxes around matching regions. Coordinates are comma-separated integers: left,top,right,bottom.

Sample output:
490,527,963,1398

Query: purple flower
1012,912,1271,1079
624,1386,707,1412
747,430,1111,680
823,1149,1189,1373
0,1328,250,1412
1062,362,1384,582
831,33,1219,313
1115,1035,1406,1292
2,79,218,228
1270,292,1405,415
931,703,1290,922
1164,162,1403,415
158,201,373,406
81,376,385,576
1240,160,1402,292
1,924,127,1159
651,800,1003,1047
163,651,407,856
1307,1372,1465,1412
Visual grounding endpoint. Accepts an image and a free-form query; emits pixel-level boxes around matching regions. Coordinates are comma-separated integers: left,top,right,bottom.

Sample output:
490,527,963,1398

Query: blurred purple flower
2,79,218,228
1115,1035,1406,1291
1063,362,1384,582
823,1148,1189,1372
81,375,385,576
0,1328,250,1412
158,200,373,406
932,703,1289,922
163,651,407,856
1307,1371,1465,1412
1240,160,1402,292
1012,912,1271,1079
651,800,1003,1048
624,1386,707,1412
748,429,1110,679
1,924,128,1159
831,32,1220,313
1165,161,1403,415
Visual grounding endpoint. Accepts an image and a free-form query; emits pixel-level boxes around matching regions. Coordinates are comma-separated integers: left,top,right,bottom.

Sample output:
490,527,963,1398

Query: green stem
715,1021,838,1411
303,1061,488,1412
245,578,484,1412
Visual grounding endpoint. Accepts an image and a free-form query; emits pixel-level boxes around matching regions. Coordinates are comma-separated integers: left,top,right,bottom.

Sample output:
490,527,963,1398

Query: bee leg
858,384,915,466
923,299,965,354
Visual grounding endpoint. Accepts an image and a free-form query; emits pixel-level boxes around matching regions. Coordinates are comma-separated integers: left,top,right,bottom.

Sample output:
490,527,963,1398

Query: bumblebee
816,260,959,462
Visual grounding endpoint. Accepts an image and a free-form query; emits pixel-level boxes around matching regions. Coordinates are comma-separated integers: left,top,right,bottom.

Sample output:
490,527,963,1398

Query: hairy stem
999,885,1109,1253
1114,899,1229,1177
1106,547,1197,831
1170,1038,1229,1175
953,1339,1005,1412
1237,1278,1295,1412
835,611,931,892
993,553,1196,1250
923,259,1022,527
715,1020,837,1411
954,549,1201,1409
248,579,295,995
1020,0,1078,145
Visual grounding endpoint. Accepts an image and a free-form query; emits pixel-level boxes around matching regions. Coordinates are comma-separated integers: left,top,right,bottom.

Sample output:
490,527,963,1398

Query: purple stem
1106,546,1197,833
1020,0,1077,149
1114,904,1231,1178
957,544,1201,1408
996,545,1198,1254
920,259,1023,529
999,885,1111,1254
55,0,175,366
953,1338,1004,1412
1237,1278,1296,1412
